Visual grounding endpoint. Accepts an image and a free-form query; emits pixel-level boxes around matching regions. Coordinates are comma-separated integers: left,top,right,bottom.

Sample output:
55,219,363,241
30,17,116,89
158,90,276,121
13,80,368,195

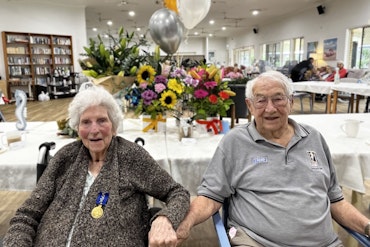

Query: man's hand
148,216,177,247
175,220,191,246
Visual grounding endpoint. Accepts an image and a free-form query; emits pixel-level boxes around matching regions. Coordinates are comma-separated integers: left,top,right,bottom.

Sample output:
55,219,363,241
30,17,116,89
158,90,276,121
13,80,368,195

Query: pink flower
204,81,217,89
194,89,209,99
154,83,166,94
139,82,148,89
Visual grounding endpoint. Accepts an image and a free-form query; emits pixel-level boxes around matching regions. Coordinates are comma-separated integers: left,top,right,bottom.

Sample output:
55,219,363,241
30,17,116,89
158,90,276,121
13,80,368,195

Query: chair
212,199,370,247
293,91,313,113
37,142,56,182
338,77,359,113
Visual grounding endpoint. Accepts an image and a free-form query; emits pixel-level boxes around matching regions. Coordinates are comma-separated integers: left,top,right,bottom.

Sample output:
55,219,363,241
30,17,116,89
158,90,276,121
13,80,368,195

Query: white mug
340,119,362,138
1,130,26,149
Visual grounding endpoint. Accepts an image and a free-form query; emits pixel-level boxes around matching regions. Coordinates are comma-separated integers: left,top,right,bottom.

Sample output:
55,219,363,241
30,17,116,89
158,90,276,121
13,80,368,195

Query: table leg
310,93,315,112
331,91,338,113
327,93,333,113
349,94,355,113
230,104,235,128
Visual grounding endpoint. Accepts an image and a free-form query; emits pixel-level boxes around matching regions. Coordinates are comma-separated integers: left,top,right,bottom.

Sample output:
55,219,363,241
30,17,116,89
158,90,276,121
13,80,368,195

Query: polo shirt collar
246,117,309,142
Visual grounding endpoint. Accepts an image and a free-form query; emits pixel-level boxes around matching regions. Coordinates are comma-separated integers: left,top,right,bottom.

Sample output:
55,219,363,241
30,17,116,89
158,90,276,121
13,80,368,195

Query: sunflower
137,65,156,84
160,90,177,109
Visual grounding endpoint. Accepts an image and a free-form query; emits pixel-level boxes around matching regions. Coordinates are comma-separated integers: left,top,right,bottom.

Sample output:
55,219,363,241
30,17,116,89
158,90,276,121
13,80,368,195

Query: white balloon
177,0,211,30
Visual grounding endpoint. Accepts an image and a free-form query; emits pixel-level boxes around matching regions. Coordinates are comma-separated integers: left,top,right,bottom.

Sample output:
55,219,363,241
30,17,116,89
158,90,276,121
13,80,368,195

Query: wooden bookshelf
2,31,75,101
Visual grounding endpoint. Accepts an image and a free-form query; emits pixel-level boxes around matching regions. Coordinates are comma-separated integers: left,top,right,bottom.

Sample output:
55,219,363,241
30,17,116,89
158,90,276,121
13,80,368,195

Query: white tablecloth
1,114,370,195
291,81,333,94
331,82,370,96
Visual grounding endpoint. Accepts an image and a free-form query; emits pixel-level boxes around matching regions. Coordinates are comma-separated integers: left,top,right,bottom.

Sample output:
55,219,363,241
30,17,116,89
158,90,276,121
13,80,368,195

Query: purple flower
155,75,167,85
154,83,166,94
143,98,153,105
184,75,199,87
170,68,187,78
141,89,157,105
194,89,209,99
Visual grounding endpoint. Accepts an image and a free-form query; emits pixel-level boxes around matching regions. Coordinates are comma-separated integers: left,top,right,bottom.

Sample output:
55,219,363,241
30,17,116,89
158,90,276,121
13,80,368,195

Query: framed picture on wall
208,51,215,62
323,38,337,60
307,41,318,59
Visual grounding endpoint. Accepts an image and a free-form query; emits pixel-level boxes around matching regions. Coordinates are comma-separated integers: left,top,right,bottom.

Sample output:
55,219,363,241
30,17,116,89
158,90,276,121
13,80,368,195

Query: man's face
246,79,292,135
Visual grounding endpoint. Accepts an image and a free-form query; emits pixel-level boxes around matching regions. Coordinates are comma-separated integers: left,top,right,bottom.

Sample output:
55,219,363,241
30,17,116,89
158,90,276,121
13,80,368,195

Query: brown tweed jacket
4,136,190,246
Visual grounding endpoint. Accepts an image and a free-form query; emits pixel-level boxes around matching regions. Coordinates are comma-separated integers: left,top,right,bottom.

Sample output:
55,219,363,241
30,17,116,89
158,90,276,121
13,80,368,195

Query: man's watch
365,222,370,237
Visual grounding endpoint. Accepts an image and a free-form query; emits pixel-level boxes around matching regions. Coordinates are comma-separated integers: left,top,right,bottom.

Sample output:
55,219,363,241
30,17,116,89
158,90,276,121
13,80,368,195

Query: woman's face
78,105,114,157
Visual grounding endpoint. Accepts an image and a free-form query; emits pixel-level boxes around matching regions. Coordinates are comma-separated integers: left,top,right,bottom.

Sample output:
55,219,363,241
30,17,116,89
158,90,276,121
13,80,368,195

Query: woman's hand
148,216,177,247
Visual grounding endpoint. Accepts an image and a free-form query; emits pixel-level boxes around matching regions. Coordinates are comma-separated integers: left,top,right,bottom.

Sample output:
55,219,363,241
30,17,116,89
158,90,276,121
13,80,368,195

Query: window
348,26,370,69
293,37,304,62
233,46,255,67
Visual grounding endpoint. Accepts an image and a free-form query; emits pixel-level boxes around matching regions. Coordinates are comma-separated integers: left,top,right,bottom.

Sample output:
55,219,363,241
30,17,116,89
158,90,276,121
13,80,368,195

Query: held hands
175,220,192,246
148,216,177,247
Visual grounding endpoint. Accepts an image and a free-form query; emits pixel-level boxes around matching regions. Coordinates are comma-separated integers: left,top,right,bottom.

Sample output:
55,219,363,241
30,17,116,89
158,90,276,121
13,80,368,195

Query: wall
1,0,370,80
228,0,370,68
0,0,87,79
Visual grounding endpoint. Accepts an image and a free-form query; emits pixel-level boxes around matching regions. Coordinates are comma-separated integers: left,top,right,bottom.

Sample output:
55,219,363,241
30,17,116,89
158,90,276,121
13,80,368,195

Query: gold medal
91,205,104,219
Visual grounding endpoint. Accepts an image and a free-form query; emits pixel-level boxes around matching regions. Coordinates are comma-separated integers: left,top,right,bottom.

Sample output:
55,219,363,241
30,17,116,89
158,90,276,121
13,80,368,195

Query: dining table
331,81,370,113
1,114,370,208
291,80,370,114
290,81,333,113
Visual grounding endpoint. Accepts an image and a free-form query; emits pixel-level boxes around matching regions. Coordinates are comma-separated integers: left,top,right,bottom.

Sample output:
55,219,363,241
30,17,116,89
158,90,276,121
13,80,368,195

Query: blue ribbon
95,192,109,206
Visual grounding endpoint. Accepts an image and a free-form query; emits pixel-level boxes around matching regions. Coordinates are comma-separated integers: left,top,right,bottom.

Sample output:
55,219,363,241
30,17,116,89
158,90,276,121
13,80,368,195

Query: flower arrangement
184,65,235,120
78,26,148,94
79,26,147,78
133,63,186,120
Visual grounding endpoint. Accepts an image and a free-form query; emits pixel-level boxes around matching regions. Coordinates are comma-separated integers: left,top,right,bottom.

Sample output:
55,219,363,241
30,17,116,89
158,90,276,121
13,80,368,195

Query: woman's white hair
245,70,293,98
68,86,123,132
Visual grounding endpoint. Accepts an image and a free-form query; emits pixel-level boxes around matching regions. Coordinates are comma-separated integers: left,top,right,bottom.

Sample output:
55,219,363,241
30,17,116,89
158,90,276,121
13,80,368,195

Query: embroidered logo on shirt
307,151,319,167
252,156,268,165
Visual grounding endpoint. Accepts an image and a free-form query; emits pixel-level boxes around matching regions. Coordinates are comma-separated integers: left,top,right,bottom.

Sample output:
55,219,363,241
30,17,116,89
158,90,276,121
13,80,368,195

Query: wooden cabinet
2,31,74,101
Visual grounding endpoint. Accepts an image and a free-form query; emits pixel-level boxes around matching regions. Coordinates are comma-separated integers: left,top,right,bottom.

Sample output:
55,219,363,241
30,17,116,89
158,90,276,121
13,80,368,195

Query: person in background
290,57,315,81
324,61,347,82
3,86,189,247
176,70,370,246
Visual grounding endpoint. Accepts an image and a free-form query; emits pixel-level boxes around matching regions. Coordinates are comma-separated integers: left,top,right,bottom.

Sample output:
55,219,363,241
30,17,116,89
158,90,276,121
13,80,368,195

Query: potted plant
79,26,148,94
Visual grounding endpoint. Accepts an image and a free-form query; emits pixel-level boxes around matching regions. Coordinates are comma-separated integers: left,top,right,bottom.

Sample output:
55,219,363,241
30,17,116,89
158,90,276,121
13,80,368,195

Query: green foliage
79,26,148,78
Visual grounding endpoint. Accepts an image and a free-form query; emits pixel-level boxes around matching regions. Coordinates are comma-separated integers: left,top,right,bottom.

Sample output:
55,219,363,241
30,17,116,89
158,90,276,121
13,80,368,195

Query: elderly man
176,70,370,246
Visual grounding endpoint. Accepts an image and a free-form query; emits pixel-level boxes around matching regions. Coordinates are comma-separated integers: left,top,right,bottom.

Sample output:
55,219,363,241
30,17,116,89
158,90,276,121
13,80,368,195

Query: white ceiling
15,0,325,40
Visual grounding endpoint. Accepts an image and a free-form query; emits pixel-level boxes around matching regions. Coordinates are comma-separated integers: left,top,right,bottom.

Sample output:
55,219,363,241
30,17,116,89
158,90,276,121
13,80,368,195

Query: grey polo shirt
198,118,343,247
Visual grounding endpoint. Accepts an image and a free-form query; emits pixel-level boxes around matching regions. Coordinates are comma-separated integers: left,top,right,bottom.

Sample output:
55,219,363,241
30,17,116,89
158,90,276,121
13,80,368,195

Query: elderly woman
3,86,189,247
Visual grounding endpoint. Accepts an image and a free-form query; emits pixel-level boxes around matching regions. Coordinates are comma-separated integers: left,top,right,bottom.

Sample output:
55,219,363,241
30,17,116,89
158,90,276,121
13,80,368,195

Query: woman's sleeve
127,146,190,230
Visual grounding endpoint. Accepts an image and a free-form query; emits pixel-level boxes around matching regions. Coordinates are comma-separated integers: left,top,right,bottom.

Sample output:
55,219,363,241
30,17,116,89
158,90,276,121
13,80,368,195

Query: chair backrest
37,142,55,182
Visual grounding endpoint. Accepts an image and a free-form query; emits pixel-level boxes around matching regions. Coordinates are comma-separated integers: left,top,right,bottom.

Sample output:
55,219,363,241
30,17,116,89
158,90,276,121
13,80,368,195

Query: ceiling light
194,32,199,35
222,26,226,31
209,33,213,37
209,20,215,25
129,11,135,17
92,27,97,32
136,27,141,31
252,10,260,16
107,20,113,26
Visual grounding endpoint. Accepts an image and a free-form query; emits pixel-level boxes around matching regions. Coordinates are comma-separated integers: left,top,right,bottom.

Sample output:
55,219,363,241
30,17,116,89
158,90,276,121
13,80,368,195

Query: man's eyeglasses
250,95,290,109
